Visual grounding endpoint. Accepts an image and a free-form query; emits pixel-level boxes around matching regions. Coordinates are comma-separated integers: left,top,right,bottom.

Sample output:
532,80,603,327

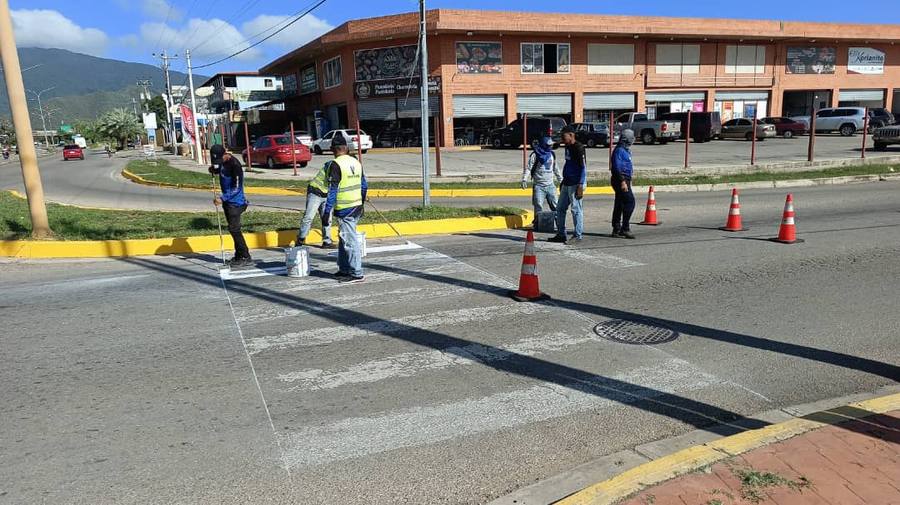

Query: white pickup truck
614,112,682,145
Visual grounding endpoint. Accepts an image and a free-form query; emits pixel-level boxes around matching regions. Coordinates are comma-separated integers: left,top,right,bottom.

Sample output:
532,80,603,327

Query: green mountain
0,47,209,123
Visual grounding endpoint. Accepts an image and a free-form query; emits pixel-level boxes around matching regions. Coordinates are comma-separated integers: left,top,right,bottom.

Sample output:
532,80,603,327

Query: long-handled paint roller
365,198,404,239
210,172,227,267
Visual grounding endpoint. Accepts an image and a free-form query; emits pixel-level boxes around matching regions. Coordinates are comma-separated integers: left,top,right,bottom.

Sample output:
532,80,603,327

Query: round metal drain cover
593,319,678,345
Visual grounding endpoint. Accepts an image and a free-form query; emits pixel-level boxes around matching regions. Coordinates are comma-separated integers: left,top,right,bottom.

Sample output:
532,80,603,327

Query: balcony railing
647,75,775,88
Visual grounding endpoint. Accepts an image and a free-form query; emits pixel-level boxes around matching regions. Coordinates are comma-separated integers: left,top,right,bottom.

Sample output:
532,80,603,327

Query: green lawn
0,192,523,241
126,159,898,191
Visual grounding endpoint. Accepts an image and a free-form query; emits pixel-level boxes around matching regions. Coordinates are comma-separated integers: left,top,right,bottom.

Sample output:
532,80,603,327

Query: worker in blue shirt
209,144,252,267
610,129,636,239
549,126,586,244
322,134,368,283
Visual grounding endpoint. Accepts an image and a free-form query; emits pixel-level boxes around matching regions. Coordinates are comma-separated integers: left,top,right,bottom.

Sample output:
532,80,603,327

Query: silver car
721,118,777,140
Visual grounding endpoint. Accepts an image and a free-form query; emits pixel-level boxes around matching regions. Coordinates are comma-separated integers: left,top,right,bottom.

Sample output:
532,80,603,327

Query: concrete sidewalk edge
488,385,900,505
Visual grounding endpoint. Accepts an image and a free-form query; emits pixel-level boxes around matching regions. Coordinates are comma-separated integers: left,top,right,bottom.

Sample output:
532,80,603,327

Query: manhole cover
593,319,679,345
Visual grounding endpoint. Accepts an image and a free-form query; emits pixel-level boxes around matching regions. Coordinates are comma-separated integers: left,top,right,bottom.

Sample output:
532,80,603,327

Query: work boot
227,257,254,269
321,241,337,250
547,235,567,244
339,275,366,284
618,230,636,239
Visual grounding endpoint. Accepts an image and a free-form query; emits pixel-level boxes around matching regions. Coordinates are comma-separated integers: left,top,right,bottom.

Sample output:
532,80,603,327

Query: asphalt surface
2,182,898,504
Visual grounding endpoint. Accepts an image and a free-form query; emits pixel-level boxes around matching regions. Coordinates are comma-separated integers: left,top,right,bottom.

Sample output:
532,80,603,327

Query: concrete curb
637,172,900,193
0,209,532,259
490,386,900,505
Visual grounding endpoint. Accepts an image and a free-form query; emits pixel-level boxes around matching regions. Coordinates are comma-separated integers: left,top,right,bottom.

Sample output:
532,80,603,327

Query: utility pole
418,0,431,206
137,79,152,110
153,51,179,155
26,86,55,148
185,49,202,164
0,0,50,237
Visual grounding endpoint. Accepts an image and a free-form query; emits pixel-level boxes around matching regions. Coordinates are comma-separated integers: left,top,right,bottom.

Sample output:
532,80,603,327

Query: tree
97,108,142,149
143,95,169,128
0,117,13,145
73,119,103,144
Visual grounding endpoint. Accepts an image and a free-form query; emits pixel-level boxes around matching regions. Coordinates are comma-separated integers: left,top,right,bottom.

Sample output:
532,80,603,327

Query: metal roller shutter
839,89,885,102
583,92,635,110
357,98,396,121
715,91,769,101
645,91,706,102
517,94,573,114
453,95,505,117
397,96,440,118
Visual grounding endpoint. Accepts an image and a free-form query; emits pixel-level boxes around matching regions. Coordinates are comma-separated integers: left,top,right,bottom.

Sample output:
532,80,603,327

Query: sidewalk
619,410,899,505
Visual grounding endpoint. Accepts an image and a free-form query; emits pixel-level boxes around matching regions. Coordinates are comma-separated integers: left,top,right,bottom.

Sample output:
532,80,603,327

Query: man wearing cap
521,135,561,217
322,134,367,283
209,144,252,267
549,127,587,244
610,129,636,239
296,158,335,249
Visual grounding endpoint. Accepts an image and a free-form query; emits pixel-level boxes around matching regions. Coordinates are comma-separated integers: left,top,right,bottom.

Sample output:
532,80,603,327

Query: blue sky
11,0,900,76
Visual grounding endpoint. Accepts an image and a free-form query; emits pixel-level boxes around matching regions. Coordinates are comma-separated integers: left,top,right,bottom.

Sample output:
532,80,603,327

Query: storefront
714,91,769,121
645,91,706,119
837,89,886,108
516,93,573,123
782,90,832,117
583,92,636,123
452,94,506,146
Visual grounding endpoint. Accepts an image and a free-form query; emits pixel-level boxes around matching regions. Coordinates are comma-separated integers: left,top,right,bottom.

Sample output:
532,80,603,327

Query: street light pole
185,49,202,164
26,86,55,148
418,0,431,206
153,51,179,155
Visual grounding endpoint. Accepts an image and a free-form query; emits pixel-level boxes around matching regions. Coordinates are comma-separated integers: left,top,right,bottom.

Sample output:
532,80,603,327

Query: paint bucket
284,246,310,277
356,232,367,258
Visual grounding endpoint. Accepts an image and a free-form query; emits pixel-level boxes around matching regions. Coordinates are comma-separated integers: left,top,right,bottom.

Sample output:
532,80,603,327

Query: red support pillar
355,118,363,165
807,110,816,163
751,112,758,166
608,111,614,168
243,121,252,171
861,107,869,159
684,111,692,169
435,108,442,177
290,121,298,176
522,113,528,173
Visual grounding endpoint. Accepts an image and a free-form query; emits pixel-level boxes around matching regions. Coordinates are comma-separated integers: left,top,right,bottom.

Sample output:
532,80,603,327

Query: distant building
199,72,287,113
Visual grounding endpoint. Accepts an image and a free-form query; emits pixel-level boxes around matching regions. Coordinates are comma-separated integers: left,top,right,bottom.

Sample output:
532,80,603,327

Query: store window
323,56,342,89
521,43,570,74
222,76,237,87
587,44,634,74
264,78,274,88
725,45,766,74
656,44,700,75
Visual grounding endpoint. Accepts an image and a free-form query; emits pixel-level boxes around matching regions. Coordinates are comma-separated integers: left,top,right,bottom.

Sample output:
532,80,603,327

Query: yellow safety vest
308,163,329,193
334,155,363,211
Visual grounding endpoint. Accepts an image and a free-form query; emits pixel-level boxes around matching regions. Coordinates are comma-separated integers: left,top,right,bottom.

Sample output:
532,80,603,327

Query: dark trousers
223,203,250,259
611,177,635,232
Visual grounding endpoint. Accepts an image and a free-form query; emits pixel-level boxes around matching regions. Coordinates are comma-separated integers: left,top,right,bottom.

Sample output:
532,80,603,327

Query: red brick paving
619,410,900,505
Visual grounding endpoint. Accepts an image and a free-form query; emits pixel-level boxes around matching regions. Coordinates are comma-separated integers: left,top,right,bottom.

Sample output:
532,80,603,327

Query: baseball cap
210,144,226,164
331,133,347,148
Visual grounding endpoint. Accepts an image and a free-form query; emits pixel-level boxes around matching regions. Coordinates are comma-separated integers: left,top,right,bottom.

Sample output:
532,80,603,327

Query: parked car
614,112,681,145
490,116,566,149
721,118,777,140
62,144,84,160
873,125,900,151
313,129,373,154
867,108,896,130
289,131,314,148
759,117,807,138
241,134,312,168
658,112,721,143
794,107,867,136
571,122,619,148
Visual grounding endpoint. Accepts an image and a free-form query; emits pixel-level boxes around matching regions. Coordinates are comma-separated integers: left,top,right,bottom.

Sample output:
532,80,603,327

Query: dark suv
490,116,566,149
659,112,722,143
868,108,896,130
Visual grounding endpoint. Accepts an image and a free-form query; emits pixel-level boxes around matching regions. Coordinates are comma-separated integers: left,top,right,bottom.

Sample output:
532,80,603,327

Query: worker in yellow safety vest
296,158,335,248
322,133,367,283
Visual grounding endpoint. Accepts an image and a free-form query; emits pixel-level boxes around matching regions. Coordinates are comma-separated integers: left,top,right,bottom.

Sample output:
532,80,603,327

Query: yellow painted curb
555,392,900,505
0,211,532,259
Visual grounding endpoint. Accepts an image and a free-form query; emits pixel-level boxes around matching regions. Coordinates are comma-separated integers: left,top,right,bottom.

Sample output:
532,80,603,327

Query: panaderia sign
848,47,885,75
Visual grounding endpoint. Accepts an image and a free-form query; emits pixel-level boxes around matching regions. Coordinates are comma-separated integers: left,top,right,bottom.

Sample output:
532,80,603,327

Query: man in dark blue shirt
610,129,636,239
209,144,252,267
549,127,586,244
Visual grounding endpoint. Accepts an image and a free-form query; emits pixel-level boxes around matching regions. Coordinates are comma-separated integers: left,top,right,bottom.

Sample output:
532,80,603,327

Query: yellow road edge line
554,392,900,505
0,211,533,259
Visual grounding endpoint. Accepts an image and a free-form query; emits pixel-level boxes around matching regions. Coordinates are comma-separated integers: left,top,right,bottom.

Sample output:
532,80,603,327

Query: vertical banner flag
179,105,195,144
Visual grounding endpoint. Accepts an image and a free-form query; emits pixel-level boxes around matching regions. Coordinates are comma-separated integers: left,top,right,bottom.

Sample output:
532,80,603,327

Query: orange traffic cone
720,188,749,231
772,193,803,244
639,186,660,225
510,231,550,302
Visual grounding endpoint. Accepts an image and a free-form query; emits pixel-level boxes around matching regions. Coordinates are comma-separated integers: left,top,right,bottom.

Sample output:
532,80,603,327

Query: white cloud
141,0,183,22
241,13,334,49
11,9,108,56
139,18,263,62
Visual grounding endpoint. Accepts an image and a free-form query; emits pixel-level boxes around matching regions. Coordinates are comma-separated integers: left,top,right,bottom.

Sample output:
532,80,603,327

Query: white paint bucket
284,246,310,277
357,232,367,258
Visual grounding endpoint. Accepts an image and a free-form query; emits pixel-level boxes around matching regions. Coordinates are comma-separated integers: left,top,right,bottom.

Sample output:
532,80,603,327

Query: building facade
200,72,287,114
260,10,900,147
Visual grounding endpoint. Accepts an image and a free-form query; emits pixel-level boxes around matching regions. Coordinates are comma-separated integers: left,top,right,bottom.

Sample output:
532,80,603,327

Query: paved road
2,182,898,504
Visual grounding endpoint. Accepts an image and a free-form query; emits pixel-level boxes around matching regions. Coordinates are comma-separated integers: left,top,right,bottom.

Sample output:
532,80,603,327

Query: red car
62,144,84,160
242,134,311,169
760,117,807,139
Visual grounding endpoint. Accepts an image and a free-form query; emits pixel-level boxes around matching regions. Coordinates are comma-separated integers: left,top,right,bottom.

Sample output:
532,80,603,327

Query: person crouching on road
522,135,562,217
549,127,586,244
611,129,636,239
296,159,335,249
322,134,367,283
209,144,252,267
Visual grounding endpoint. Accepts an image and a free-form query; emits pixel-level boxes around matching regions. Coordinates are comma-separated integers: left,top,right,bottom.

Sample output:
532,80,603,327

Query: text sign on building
848,47,885,75
283,73,297,92
456,42,502,74
354,45,419,81
354,77,441,99
786,47,836,74
142,112,158,130
300,64,318,94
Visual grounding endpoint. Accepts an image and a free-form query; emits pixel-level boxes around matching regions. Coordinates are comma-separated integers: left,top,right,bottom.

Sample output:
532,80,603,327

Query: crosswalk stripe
538,243,644,268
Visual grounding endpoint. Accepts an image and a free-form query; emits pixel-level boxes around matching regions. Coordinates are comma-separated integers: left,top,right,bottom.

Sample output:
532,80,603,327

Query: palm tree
98,108,142,150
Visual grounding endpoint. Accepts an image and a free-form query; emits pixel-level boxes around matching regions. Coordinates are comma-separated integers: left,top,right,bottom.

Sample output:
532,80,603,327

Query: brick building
259,9,900,147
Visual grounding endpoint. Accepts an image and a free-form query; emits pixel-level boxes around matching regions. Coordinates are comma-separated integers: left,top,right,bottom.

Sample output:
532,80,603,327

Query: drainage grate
593,319,679,345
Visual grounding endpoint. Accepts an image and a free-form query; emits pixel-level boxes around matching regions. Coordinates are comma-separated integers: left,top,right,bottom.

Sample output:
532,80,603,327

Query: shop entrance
358,96,439,148
838,89,886,109
645,92,706,119
583,92,636,124
452,95,506,146
782,90,832,117
714,91,769,121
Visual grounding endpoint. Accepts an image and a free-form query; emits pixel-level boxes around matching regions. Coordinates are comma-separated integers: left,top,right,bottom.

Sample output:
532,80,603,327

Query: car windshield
344,129,366,136
273,136,292,145
64,145,79,149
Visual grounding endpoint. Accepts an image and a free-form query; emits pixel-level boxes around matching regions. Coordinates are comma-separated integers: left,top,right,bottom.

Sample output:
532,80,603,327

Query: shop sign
283,72,297,92
354,45,419,82
300,64,318,94
354,77,441,99
786,47,836,74
456,42,502,74
848,47,885,75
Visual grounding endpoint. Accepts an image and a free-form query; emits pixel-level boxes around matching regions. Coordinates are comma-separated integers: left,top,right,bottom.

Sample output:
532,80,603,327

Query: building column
573,92,584,123
440,92,453,148
506,92,518,123
705,90,716,113
885,88,894,112
636,89,646,112
831,88,841,107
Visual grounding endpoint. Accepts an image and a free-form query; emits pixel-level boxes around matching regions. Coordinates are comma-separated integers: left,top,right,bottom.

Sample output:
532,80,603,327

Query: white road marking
538,242,643,268
326,242,423,256
246,303,548,354
278,331,602,390
278,358,721,468
220,266,288,280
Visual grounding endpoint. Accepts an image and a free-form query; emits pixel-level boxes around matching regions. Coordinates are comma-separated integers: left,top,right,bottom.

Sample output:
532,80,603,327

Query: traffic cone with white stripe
719,188,749,231
772,193,802,244
639,186,660,225
510,231,550,302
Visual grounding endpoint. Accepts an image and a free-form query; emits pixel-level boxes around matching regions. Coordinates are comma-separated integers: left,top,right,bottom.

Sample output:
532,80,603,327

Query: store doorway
782,90,832,117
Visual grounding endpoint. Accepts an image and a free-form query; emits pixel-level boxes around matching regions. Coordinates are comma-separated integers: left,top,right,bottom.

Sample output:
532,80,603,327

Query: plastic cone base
719,226,749,232
638,221,661,226
770,237,805,244
509,290,551,302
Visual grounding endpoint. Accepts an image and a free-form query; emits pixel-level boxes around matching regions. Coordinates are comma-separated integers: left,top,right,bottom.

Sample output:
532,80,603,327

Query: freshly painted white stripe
276,262,473,293
278,331,604,390
555,248,644,268
278,358,721,468
246,303,548,354
220,266,288,280
327,242,423,256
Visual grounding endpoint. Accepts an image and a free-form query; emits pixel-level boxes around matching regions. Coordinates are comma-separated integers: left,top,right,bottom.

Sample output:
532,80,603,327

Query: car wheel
362,149,368,154
641,131,656,145
299,161,308,168
80,155,84,160
745,132,754,141
586,138,596,148
313,145,322,155
266,157,276,169
839,124,856,137
783,130,794,139
874,142,887,152
492,138,503,149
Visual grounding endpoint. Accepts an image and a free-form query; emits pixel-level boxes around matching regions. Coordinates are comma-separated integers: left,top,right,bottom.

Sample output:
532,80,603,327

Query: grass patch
126,159,898,191
732,467,811,503
0,192,523,241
